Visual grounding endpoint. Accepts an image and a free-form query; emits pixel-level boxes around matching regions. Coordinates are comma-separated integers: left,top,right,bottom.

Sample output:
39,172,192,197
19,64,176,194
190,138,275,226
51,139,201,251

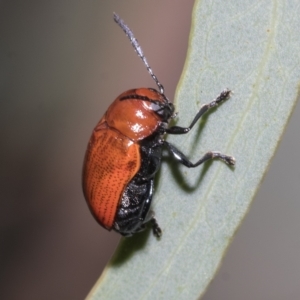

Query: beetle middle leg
166,89,231,135
164,141,235,166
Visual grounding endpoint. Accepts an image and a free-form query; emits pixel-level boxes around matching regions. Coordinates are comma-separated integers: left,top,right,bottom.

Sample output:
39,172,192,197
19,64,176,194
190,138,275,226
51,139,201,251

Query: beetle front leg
166,89,231,135
164,141,235,166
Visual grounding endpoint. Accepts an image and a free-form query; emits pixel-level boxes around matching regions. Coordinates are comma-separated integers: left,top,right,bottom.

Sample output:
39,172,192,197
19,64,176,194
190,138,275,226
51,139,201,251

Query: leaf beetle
82,13,235,238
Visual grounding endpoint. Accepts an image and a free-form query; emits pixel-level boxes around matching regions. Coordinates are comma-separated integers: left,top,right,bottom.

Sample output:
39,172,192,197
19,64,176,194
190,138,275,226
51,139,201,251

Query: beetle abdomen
82,121,141,229
114,177,154,235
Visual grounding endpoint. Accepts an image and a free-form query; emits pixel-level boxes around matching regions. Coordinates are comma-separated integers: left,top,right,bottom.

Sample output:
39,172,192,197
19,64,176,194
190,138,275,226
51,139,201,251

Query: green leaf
86,1,300,299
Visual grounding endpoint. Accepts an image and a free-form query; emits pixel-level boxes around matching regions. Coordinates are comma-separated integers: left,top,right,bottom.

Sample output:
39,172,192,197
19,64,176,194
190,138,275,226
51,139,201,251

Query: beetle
82,13,235,238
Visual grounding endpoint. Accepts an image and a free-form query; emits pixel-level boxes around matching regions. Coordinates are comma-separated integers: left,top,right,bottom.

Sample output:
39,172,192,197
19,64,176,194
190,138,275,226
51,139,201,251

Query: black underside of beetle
111,88,235,237
113,133,163,236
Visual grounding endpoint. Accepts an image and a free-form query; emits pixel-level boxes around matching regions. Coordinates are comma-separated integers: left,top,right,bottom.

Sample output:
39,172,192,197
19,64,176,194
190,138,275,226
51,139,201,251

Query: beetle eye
150,102,163,112
150,102,174,121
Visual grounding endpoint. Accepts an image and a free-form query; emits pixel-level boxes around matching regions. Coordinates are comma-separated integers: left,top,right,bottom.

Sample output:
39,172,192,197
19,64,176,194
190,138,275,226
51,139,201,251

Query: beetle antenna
113,13,165,95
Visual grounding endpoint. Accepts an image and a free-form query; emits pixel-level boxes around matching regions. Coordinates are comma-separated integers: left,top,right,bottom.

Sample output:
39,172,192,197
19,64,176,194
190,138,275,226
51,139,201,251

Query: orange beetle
82,14,235,237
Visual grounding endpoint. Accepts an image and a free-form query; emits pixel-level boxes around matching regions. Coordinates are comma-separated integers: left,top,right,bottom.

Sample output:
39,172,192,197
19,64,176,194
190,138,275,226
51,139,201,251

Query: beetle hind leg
144,210,162,238
151,216,162,238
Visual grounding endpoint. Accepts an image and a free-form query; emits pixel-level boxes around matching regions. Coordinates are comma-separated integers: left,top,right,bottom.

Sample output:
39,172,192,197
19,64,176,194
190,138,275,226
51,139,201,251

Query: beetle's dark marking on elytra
120,94,166,108
120,95,152,101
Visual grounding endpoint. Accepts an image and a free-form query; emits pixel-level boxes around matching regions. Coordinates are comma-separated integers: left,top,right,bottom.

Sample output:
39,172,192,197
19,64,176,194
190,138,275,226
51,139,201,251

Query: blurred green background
1,1,300,299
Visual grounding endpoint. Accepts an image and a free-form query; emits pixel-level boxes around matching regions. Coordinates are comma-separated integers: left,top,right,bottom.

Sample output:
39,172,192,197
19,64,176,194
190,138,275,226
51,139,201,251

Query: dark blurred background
1,1,300,300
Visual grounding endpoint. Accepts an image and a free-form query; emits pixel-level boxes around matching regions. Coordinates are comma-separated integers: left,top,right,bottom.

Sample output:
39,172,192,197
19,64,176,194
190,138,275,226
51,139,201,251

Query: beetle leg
144,210,162,238
151,216,162,238
139,141,164,181
166,89,231,135
141,157,161,181
164,141,235,166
